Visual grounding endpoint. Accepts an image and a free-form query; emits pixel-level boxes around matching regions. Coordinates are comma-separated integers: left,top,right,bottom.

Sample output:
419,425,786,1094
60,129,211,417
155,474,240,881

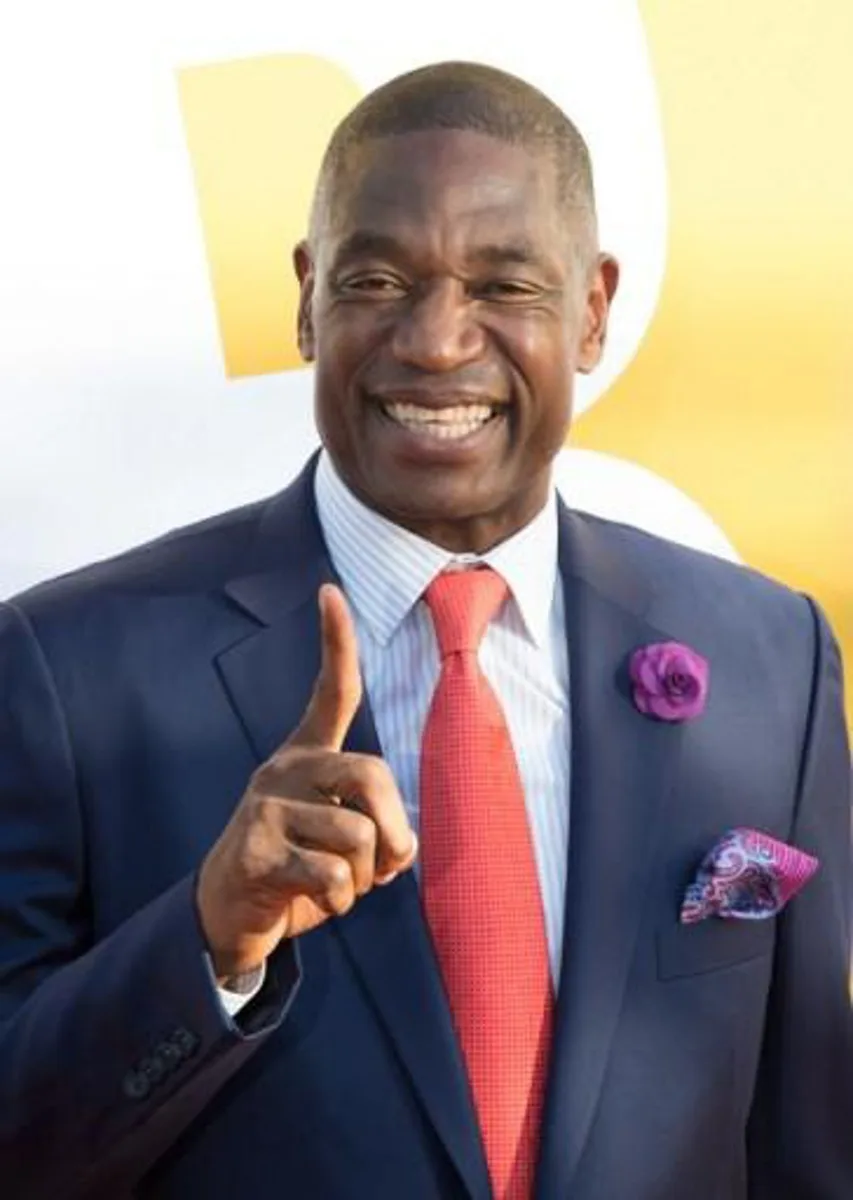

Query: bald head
309,61,597,252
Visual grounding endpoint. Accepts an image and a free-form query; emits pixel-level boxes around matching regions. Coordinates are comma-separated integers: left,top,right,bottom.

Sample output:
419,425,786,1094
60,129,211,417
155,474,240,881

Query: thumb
288,583,363,750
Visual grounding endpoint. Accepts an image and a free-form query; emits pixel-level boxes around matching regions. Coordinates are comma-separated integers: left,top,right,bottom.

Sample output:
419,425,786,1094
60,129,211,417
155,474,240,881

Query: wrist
201,924,270,986
196,879,284,985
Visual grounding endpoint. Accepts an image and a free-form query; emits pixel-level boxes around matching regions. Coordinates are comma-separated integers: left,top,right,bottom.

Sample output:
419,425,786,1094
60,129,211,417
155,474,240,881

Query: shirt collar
314,450,558,649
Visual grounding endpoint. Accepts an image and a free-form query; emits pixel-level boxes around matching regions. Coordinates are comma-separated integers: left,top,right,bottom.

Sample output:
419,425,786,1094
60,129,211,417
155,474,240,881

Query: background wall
1,0,850,722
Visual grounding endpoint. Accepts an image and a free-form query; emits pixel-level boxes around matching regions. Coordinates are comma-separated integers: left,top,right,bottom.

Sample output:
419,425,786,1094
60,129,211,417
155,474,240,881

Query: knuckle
317,676,346,707
239,824,279,885
331,892,356,917
324,882,356,917
267,744,308,775
250,749,314,800
248,762,279,799
315,678,357,727
324,858,353,891
357,755,393,794
248,768,278,806
348,814,377,855
251,794,285,829
382,825,415,867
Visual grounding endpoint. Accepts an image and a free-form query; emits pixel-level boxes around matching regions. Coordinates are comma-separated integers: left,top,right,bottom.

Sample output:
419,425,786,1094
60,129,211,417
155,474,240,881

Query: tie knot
424,567,508,658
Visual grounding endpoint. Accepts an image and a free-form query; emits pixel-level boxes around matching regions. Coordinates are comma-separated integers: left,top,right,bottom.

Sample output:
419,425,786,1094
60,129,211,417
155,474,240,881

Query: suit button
159,1042,183,1071
122,1070,150,1101
171,1027,200,1058
139,1055,166,1085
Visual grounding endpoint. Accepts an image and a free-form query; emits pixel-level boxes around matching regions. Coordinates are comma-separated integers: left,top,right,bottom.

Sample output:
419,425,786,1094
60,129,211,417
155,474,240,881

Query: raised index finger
288,584,363,751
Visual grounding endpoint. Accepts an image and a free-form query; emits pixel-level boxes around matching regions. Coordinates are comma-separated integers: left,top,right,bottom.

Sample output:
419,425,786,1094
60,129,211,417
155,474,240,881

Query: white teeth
384,401,496,440
428,422,483,440
385,402,494,424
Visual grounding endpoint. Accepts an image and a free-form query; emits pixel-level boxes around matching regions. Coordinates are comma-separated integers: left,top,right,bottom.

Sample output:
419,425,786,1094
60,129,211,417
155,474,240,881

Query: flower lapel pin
629,641,709,722
680,828,819,924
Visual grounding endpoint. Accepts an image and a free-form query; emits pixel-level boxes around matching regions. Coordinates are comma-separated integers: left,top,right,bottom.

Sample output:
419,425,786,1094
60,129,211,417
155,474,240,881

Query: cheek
518,341,575,425
314,312,351,364
511,330,576,449
317,298,389,348
498,314,575,383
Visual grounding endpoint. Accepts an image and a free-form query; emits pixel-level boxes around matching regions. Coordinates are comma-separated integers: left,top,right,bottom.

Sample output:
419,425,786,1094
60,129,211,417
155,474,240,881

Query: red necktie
420,567,554,1200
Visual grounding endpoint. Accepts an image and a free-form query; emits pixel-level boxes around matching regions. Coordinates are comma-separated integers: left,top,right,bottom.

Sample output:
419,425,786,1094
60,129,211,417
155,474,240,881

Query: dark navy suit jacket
1,456,851,1198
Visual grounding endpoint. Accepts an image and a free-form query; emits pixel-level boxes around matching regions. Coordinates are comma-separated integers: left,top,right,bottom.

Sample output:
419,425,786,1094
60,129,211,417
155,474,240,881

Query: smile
380,401,502,442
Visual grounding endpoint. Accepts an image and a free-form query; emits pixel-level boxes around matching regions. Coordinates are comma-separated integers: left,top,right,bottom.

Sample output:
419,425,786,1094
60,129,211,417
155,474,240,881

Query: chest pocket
656,914,775,981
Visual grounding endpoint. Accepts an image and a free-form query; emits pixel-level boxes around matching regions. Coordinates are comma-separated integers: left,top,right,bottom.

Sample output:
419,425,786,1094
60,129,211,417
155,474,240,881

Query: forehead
323,129,564,255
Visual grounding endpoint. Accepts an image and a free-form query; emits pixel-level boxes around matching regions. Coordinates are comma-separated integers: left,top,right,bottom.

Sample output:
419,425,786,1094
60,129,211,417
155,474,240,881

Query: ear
577,253,620,374
293,240,316,362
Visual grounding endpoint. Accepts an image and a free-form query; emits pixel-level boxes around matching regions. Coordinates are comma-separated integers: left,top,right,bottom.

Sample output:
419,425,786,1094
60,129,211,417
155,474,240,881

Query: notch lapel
537,505,687,1198
216,461,489,1200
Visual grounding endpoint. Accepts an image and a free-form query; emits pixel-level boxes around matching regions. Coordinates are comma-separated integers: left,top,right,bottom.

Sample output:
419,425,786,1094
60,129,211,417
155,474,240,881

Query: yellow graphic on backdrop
178,15,852,724
575,0,853,718
179,55,362,377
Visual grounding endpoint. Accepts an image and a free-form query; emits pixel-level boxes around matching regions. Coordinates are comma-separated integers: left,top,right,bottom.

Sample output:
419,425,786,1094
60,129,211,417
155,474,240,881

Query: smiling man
294,96,614,554
1,62,851,1200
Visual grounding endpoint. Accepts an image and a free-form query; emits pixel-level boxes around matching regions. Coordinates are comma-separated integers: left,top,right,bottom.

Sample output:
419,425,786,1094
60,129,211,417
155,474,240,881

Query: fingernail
376,872,398,887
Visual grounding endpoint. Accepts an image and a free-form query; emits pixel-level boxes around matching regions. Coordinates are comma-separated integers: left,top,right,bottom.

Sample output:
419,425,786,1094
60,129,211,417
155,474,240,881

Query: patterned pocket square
680,827,819,924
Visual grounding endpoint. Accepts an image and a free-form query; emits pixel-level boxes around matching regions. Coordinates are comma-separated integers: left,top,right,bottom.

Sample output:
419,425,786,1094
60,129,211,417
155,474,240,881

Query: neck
344,476,554,555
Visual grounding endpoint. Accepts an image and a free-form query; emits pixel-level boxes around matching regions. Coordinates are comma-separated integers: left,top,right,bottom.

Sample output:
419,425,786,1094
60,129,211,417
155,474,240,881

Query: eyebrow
467,239,547,269
330,231,552,273
331,231,405,267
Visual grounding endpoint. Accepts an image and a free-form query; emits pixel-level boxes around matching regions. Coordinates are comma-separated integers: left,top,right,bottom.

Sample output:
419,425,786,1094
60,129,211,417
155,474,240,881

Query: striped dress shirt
314,452,572,985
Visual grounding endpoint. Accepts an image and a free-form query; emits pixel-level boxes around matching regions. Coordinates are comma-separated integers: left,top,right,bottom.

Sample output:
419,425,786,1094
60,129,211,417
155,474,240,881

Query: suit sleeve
747,597,853,1196
0,601,301,1199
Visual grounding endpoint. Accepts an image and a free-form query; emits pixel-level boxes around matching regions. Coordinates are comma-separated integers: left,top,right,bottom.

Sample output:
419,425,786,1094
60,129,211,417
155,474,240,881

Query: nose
390,279,486,372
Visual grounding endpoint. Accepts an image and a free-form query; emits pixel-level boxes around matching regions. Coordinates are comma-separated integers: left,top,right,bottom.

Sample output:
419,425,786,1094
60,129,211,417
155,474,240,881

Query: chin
393,496,506,535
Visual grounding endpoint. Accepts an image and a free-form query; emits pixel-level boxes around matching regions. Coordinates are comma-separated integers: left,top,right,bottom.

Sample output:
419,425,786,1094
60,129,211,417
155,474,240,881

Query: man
0,60,850,1199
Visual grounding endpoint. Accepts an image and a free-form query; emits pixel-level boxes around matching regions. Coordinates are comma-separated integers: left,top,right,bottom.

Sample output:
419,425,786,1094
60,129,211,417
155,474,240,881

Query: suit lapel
216,460,490,1200
537,505,687,1198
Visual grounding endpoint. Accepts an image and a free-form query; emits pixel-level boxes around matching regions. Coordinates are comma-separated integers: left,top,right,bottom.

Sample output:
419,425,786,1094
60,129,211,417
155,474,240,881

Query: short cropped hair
309,60,597,245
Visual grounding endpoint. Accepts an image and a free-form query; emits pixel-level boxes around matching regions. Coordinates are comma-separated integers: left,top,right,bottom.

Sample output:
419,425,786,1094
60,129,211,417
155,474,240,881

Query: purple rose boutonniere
629,641,709,722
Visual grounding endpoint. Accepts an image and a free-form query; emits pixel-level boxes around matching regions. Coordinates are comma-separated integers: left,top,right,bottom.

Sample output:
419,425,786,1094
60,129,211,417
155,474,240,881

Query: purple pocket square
680,828,819,924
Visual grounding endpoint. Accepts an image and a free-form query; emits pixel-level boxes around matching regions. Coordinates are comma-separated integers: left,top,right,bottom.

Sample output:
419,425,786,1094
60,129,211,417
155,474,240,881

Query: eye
475,279,542,302
339,273,407,298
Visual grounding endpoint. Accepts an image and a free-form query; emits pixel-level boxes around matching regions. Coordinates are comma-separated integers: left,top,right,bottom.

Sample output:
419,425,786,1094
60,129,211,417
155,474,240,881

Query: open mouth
379,400,503,442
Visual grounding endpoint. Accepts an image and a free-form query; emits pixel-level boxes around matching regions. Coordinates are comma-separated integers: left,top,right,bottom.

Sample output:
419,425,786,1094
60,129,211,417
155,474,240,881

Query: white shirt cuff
206,956,267,1019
